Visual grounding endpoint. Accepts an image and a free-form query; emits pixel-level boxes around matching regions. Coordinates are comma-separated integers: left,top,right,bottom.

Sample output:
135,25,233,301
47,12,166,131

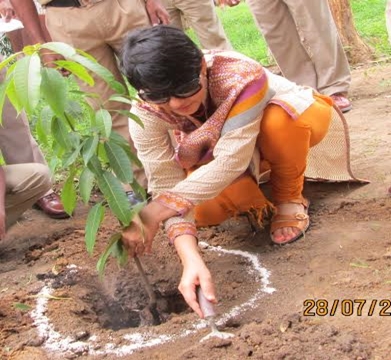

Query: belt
45,0,104,8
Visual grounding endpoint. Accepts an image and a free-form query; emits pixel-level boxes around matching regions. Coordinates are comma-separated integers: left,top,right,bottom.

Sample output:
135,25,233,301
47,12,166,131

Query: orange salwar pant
195,94,332,227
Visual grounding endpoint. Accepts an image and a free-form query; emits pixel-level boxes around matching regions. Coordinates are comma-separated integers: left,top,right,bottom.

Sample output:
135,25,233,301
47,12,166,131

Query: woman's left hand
121,215,151,257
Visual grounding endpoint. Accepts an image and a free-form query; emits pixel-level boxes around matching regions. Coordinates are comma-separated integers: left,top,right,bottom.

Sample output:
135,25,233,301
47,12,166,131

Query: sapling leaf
61,169,77,216
35,106,53,145
82,135,99,165
62,143,83,168
6,79,23,115
13,54,41,115
95,109,112,138
115,110,144,128
87,154,103,176
109,131,142,168
51,116,75,150
96,171,131,226
112,239,128,267
97,232,122,278
0,52,19,71
41,41,77,58
79,167,95,204
85,202,105,254
64,100,85,124
97,142,109,164
41,67,68,119
104,140,133,184
108,95,133,106
70,53,126,94
0,78,9,123
54,60,95,86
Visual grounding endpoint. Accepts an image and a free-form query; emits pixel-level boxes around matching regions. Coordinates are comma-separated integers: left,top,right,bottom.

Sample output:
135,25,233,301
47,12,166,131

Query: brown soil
1,62,391,360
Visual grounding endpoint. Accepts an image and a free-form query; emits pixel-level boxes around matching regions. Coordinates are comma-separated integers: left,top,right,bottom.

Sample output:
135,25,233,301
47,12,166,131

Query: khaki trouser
246,0,351,95
0,99,46,165
161,0,232,50
45,0,150,188
4,163,51,228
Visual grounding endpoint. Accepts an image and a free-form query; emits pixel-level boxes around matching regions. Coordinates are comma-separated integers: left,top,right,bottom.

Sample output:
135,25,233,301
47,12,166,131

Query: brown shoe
35,192,70,219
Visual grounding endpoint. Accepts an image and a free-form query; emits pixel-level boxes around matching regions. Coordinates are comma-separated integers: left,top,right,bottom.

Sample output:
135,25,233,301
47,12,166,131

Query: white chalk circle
30,242,276,357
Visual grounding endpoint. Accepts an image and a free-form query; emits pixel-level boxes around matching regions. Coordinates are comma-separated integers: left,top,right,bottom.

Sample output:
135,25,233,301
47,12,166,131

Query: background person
161,0,232,50
222,0,352,113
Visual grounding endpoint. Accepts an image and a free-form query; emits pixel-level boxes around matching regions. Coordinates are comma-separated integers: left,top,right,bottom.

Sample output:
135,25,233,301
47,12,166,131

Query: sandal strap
270,199,310,234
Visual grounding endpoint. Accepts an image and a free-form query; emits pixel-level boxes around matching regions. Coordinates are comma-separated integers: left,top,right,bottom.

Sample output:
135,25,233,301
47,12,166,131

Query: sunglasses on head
138,76,202,104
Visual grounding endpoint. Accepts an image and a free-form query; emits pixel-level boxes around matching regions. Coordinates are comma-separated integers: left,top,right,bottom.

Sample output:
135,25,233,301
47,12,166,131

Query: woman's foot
270,199,310,244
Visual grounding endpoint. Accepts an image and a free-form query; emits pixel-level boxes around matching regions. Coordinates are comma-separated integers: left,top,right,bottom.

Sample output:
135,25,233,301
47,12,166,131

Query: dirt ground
0,61,391,360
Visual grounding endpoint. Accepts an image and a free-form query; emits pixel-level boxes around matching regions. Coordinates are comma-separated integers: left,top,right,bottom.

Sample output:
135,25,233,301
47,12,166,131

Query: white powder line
30,242,276,357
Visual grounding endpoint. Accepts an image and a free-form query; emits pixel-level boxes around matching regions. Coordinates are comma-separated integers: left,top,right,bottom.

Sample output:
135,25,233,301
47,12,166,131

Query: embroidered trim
167,222,197,244
156,192,194,216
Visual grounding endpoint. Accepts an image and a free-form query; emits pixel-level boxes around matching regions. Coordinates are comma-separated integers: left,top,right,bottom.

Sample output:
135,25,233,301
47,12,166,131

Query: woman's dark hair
120,25,203,92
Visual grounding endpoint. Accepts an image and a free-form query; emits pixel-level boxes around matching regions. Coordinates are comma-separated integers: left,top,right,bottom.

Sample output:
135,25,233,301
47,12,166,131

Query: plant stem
133,256,157,307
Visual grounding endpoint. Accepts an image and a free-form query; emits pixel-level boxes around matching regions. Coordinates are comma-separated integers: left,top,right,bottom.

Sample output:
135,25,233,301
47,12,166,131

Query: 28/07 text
303,299,391,316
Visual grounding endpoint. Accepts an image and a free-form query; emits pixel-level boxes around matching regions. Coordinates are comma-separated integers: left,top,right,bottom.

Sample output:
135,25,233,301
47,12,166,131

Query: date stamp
303,299,391,317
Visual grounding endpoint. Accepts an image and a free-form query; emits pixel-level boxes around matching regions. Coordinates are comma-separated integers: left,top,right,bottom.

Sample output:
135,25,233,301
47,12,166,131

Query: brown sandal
270,198,310,245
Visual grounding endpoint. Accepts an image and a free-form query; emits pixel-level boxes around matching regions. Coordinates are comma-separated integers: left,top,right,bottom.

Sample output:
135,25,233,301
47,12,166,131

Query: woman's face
157,75,207,116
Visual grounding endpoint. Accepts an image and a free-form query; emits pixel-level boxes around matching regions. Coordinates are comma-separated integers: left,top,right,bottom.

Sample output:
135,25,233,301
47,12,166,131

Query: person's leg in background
161,0,183,30
4,163,51,228
175,0,232,50
246,0,317,88
258,95,332,244
284,0,351,111
0,82,69,219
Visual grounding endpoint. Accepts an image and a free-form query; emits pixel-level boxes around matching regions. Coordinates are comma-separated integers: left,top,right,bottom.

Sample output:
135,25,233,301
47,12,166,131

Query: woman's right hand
174,234,216,317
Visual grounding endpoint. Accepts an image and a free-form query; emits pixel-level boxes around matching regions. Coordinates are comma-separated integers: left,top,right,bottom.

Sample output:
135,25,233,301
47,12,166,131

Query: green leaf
6,78,24,115
97,142,109,164
0,52,20,71
54,60,95,86
108,95,133,106
51,116,73,149
35,112,52,146
0,77,10,123
85,202,104,255
87,154,103,176
96,232,122,278
41,42,77,58
115,109,144,128
13,302,31,311
96,171,131,225
109,131,142,168
70,53,126,94
64,100,85,124
61,170,77,215
79,167,95,204
111,240,128,267
13,54,42,115
104,140,133,184
82,135,99,165
41,67,68,119
95,109,112,138
62,143,83,168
